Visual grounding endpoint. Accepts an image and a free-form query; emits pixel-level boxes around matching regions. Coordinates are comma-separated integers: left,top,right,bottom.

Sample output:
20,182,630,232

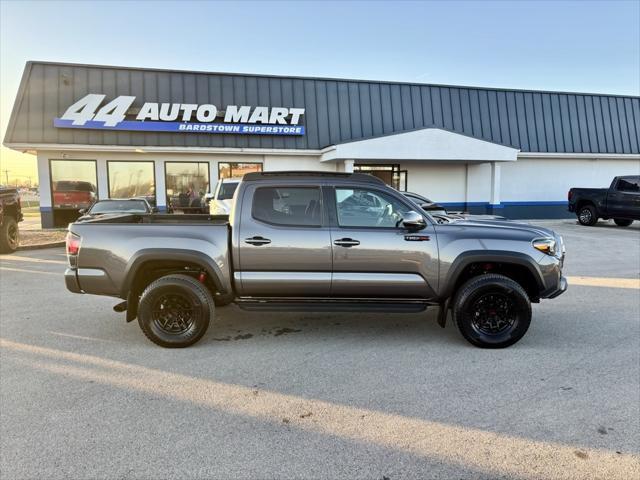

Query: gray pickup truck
65,171,567,349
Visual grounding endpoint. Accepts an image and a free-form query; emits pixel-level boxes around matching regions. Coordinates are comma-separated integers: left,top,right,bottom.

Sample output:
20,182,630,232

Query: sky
1,0,639,185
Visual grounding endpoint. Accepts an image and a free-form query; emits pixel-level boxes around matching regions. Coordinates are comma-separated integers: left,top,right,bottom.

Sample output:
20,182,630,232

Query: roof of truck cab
242,171,385,185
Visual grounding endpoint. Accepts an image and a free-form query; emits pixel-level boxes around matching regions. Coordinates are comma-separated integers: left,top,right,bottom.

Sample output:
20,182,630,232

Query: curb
17,241,66,251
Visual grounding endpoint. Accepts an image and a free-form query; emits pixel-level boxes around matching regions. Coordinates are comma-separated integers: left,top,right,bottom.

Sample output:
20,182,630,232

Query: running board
235,297,433,313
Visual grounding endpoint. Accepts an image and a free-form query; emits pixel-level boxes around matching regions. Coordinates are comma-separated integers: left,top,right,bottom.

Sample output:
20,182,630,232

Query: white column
343,159,355,173
490,162,501,206
209,160,219,192
36,152,51,209
154,159,167,211
96,158,109,199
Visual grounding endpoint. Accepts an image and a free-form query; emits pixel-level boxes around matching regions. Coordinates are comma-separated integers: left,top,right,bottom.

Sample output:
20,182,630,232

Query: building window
353,164,407,191
107,161,155,202
252,187,322,226
218,162,262,179
165,162,210,213
50,159,98,227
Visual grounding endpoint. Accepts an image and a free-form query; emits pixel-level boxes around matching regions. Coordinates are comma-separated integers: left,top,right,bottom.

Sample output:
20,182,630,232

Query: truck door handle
334,238,360,247
245,236,271,246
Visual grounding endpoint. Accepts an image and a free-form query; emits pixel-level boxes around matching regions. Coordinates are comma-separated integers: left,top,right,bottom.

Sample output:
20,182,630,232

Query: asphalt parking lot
1,219,639,479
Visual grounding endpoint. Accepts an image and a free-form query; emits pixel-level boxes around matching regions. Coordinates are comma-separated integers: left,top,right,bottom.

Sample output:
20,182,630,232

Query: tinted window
252,187,321,226
165,162,209,212
50,160,97,209
219,162,262,179
218,182,239,200
617,177,640,192
89,200,148,214
107,161,155,199
336,188,411,228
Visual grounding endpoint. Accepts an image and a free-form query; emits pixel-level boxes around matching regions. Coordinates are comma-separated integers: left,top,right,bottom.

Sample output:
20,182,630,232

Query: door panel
237,184,332,296
330,186,439,299
609,177,640,219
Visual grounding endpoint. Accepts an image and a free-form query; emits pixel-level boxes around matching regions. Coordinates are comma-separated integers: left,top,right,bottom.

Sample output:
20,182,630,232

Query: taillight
66,232,81,256
568,190,573,201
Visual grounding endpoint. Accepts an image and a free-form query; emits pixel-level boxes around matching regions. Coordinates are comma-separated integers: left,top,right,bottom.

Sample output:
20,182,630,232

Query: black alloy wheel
151,292,199,335
137,274,214,348
453,274,532,348
577,205,598,226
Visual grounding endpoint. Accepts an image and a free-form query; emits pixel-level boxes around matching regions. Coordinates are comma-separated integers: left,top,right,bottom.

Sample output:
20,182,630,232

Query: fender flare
121,248,228,298
441,250,545,298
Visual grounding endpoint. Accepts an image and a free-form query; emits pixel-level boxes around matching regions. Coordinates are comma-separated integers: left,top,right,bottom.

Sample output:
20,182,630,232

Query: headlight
532,237,556,256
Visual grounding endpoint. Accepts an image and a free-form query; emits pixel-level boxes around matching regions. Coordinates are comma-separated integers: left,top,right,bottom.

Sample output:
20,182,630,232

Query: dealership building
4,61,639,228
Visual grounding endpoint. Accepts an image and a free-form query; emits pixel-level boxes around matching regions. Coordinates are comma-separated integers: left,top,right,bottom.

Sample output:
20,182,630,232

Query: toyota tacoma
65,171,567,348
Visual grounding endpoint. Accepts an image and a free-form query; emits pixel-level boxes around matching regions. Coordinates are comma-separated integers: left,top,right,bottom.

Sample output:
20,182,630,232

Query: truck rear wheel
0,217,19,254
137,274,214,348
577,205,598,226
453,274,531,348
613,218,633,227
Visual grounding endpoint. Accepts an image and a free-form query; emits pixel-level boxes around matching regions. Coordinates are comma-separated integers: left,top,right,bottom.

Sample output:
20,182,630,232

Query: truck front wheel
613,218,633,227
453,274,532,348
137,274,214,348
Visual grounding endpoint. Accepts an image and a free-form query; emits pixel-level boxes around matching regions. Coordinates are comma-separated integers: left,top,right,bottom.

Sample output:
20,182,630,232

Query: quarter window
252,187,322,226
335,188,410,228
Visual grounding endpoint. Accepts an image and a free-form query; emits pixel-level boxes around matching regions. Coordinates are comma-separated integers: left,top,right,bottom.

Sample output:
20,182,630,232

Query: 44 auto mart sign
54,94,305,135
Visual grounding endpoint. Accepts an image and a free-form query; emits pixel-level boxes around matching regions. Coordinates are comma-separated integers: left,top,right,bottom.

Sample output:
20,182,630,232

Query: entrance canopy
320,127,519,163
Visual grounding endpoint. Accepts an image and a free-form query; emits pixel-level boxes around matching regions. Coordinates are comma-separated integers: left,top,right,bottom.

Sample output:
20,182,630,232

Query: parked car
65,171,567,349
402,192,448,216
76,198,156,222
0,187,23,253
52,180,96,209
568,175,640,226
206,178,241,216
402,191,505,222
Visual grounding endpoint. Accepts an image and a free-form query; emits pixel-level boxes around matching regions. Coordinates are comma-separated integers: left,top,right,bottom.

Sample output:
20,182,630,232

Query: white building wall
398,163,467,202
501,157,640,202
263,155,336,172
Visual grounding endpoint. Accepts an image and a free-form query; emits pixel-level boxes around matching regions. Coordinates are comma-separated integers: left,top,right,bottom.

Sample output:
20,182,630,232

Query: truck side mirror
151,207,159,213
78,208,87,215
402,211,427,230
204,193,214,202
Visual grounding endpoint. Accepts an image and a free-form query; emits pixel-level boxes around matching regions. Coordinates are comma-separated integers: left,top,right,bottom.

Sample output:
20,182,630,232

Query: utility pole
3,169,9,186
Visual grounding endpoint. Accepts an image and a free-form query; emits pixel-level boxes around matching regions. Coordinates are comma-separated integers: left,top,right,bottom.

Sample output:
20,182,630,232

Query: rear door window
252,187,322,226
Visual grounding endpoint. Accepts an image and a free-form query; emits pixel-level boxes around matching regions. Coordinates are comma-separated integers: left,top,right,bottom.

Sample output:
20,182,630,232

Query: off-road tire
137,274,214,348
577,205,598,226
613,218,633,227
453,274,532,349
0,217,19,254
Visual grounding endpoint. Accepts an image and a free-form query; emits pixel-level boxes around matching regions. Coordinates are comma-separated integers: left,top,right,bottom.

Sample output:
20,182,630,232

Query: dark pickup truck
568,176,640,226
65,171,567,349
0,188,23,253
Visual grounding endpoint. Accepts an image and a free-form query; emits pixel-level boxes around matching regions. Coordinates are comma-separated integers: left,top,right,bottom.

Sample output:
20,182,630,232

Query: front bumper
64,268,82,293
545,275,568,299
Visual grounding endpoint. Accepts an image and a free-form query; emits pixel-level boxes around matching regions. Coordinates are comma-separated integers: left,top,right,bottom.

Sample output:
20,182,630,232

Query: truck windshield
89,200,148,214
218,182,239,200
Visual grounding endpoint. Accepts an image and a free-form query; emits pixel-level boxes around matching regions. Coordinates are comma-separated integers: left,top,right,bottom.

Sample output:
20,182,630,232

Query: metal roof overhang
320,127,520,163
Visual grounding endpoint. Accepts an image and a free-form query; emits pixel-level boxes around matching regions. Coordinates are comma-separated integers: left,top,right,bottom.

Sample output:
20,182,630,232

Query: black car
402,192,448,215
77,198,156,221
568,176,640,226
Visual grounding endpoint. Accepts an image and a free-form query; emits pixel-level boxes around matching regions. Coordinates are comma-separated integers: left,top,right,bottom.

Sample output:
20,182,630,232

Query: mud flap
436,297,451,328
